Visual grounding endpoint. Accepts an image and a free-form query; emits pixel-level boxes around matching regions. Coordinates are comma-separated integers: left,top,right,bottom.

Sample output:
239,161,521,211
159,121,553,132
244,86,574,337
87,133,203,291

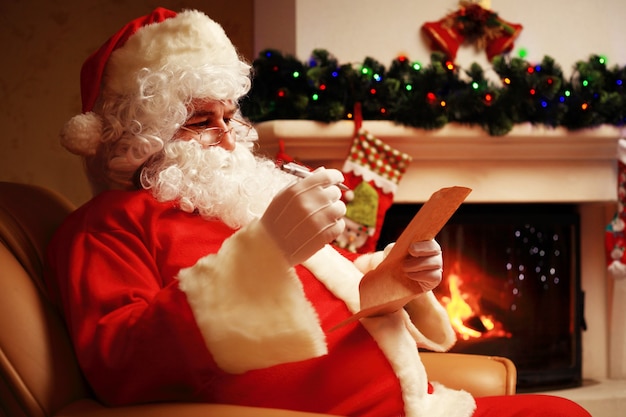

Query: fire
441,272,497,340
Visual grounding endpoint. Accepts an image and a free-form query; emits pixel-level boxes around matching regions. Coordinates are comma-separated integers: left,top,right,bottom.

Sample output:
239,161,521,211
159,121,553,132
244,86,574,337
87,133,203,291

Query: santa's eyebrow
224,106,239,117
189,109,216,118
189,107,238,119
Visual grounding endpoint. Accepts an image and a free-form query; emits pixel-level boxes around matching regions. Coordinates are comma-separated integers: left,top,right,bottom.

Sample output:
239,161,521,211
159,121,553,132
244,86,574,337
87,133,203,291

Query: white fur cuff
404,291,457,352
177,219,327,374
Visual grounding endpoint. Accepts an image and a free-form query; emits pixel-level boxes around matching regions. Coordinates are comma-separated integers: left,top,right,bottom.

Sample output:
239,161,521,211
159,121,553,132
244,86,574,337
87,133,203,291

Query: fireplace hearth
377,203,584,391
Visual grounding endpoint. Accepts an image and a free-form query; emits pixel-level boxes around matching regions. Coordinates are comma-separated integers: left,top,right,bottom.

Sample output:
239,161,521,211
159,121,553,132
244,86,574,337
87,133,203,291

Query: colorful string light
242,49,626,135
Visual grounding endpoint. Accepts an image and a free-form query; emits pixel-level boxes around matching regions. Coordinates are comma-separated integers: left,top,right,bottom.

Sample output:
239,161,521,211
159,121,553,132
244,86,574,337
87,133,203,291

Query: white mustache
141,140,293,228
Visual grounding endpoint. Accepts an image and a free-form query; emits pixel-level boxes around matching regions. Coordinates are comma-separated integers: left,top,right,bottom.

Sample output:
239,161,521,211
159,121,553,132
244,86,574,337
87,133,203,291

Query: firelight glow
441,273,496,340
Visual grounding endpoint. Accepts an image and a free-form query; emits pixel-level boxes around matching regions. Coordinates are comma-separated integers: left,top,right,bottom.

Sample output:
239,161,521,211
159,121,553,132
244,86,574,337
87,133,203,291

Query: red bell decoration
485,17,523,61
421,1,522,61
421,19,465,61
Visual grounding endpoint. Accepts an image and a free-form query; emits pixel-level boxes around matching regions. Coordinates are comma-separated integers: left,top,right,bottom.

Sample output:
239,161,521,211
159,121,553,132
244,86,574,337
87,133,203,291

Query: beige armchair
0,181,516,417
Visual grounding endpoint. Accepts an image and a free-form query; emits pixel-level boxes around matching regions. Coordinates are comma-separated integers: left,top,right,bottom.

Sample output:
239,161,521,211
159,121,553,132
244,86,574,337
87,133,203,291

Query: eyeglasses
178,118,253,146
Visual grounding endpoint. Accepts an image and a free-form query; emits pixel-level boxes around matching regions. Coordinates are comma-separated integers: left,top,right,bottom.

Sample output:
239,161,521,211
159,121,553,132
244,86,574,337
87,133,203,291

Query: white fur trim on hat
60,112,103,156
105,10,240,97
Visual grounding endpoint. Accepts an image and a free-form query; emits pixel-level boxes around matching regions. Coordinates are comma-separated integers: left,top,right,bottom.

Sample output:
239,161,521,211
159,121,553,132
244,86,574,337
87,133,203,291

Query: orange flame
441,273,497,340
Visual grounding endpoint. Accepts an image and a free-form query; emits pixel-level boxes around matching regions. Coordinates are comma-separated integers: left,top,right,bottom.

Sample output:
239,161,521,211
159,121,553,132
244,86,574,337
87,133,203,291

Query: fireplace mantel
256,120,621,203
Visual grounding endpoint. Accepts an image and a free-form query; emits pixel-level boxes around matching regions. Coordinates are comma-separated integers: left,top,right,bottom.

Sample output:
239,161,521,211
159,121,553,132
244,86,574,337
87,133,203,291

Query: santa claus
46,7,590,417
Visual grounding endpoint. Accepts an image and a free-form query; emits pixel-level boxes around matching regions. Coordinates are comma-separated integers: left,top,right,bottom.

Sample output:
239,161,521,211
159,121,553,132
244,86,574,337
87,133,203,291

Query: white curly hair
60,9,252,194
84,61,251,193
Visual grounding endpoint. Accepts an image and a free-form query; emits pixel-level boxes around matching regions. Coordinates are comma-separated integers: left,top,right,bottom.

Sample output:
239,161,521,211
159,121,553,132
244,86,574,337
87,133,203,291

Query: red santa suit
45,189,475,417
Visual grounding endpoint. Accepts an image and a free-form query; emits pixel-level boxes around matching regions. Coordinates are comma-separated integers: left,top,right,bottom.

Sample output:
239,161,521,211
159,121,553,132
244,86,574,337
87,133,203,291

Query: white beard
140,140,294,229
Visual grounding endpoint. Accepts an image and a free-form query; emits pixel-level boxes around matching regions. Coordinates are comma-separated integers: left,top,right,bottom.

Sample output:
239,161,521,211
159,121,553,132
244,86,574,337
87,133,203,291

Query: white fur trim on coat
177,219,327,374
303,246,475,417
404,292,458,352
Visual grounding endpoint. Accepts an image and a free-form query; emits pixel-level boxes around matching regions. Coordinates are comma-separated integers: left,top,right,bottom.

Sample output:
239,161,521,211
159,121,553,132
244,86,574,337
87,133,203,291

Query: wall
2,0,625,205
0,0,252,206
255,0,626,81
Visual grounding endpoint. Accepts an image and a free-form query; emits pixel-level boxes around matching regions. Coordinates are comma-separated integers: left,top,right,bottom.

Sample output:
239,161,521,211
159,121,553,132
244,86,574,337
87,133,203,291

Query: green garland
240,49,626,136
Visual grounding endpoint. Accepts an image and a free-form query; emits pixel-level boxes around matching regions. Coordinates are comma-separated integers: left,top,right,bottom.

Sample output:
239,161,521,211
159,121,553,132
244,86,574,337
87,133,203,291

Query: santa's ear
60,112,103,156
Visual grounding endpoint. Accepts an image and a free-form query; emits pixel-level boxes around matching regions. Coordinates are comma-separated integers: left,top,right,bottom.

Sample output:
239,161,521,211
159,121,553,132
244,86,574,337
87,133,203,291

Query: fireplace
377,202,584,391
255,119,621,402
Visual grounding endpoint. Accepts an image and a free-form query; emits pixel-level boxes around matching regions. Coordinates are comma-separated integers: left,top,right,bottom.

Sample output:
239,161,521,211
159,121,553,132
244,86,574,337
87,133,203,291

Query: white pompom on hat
61,7,242,156
60,112,103,156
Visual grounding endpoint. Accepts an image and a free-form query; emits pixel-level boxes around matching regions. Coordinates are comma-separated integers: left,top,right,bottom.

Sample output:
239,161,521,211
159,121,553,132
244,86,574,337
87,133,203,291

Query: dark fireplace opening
377,203,584,392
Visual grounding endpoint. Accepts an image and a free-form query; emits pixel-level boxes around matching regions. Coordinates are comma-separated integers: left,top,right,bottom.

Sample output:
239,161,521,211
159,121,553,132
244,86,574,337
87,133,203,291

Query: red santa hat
61,7,246,156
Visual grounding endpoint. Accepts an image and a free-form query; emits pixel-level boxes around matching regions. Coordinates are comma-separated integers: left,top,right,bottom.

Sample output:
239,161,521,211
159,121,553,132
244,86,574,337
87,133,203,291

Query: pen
281,162,350,191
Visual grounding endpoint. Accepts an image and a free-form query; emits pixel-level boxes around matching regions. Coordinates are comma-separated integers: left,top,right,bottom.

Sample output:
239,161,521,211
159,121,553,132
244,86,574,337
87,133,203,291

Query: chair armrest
56,399,342,417
421,352,517,397
55,353,516,416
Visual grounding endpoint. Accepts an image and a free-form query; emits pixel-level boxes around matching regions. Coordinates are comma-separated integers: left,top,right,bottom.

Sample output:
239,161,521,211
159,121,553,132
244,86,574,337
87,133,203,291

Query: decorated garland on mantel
240,49,626,136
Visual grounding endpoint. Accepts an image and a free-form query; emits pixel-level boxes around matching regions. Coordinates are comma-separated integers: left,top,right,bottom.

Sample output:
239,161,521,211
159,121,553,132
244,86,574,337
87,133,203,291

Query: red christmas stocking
335,129,412,254
275,139,297,166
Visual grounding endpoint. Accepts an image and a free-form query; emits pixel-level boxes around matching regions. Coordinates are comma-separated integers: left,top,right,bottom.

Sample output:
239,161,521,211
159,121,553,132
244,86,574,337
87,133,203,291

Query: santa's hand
261,168,346,266
402,240,443,292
